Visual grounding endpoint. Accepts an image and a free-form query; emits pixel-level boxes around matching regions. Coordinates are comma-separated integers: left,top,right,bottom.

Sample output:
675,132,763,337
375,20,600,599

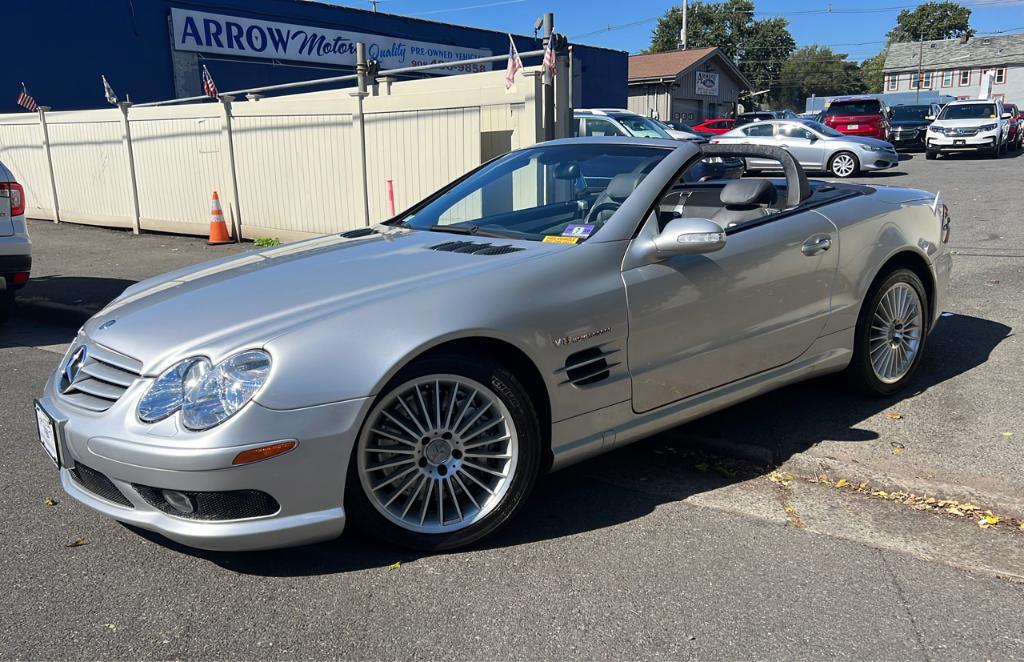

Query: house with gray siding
883,33,1024,107
627,48,750,123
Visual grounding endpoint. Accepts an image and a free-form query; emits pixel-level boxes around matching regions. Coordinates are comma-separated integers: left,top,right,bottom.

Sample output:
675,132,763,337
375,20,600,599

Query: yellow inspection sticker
543,235,579,244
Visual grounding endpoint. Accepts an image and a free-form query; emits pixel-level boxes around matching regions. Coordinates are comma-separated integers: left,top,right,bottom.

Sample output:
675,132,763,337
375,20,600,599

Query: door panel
624,210,838,413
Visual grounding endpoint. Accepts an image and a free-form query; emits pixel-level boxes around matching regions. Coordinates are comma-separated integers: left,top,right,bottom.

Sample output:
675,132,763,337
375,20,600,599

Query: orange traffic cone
207,191,232,245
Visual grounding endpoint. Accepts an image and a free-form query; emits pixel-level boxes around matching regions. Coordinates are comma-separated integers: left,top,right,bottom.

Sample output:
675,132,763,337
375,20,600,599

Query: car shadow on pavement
20,275,135,315
133,313,1010,575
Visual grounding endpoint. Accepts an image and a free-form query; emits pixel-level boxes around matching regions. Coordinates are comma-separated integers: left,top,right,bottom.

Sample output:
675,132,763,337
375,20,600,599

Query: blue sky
350,0,1024,61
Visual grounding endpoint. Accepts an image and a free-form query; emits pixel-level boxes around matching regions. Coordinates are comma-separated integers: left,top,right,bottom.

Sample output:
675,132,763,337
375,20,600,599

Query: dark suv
888,103,941,150
822,97,889,140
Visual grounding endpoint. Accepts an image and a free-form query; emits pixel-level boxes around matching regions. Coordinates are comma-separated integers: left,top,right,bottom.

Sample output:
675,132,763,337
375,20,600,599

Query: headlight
137,350,271,430
182,350,272,430
927,125,941,133
979,123,998,132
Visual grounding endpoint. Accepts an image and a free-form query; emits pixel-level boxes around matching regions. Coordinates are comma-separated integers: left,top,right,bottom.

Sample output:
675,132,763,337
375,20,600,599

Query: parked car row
0,161,31,323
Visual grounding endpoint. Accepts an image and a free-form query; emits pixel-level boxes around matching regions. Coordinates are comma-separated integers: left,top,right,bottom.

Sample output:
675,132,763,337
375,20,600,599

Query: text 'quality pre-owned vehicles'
926,98,1013,159
36,139,951,553
821,96,890,140
711,119,899,177
0,160,31,323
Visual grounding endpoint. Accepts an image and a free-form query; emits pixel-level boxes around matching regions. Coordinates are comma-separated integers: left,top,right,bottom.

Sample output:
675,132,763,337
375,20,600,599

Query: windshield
799,120,844,137
613,115,673,138
398,144,672,242
891,105,931,121
823,100,882,117
938,103,997,120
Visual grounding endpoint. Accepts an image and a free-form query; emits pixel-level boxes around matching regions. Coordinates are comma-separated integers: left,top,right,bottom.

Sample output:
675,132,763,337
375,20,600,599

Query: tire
925,149,938,160
844,268,929,396
346,353,542,551
0,290,13,325
828,151,859,178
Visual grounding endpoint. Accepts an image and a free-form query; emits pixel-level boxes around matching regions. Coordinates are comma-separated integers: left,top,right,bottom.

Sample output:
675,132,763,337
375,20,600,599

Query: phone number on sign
410,59,490,73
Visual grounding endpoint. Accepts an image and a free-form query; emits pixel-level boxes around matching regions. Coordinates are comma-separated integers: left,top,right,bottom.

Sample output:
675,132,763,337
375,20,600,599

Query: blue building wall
5,0,625,113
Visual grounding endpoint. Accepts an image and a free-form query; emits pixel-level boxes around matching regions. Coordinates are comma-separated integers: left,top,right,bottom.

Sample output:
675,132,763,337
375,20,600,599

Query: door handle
801,235,832,256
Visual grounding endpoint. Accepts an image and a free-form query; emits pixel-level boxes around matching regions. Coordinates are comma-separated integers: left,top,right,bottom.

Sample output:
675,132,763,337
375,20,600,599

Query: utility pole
916,34,924,103
542,12,555,141
679,0,688,50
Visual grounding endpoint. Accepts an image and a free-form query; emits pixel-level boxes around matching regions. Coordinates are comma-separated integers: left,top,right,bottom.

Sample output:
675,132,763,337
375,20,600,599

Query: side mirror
1001,112,1012,119
925,115,935,121
652,218,727,259
808,134,818,142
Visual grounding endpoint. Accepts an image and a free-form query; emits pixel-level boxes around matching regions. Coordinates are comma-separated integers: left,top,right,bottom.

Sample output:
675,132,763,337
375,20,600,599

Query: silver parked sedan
35,139,951,552
712,119,899,178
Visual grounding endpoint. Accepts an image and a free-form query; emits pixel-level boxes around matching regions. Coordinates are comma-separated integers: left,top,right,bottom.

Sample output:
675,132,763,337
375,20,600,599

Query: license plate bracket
954,139,965,145
34,401,61,468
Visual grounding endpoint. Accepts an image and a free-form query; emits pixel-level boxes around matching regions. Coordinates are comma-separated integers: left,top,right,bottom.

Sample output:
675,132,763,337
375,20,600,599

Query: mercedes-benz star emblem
62,346,88,392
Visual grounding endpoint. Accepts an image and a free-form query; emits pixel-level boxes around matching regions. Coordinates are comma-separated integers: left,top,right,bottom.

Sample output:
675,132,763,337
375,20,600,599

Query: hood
890,119,930,128
931,118,1000,128
835,135,893,150
84,229,563,373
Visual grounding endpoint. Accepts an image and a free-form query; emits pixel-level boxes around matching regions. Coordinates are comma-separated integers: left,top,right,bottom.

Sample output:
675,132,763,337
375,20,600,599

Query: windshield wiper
425,224,522,239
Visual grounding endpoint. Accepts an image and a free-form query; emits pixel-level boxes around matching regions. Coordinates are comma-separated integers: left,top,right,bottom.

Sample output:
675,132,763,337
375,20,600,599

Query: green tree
649,0,796,107
859,50,887,93
887,1,974,42
774,46,865,109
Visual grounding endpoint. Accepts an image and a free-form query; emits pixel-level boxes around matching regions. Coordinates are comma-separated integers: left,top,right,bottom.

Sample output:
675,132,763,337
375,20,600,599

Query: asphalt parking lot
2,149,1023,659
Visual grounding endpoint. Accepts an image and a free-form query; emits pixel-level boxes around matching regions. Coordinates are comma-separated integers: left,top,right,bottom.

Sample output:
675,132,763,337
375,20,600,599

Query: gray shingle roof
883,33,1024,72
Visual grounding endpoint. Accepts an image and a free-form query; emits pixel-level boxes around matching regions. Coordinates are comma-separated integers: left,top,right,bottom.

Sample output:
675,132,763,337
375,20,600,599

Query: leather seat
587,172,647,223
712,179,778,227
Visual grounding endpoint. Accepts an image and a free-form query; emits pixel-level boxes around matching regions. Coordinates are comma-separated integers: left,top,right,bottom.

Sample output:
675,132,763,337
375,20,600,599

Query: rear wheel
828,151,859,178
347,354,542,551
845,268,928,396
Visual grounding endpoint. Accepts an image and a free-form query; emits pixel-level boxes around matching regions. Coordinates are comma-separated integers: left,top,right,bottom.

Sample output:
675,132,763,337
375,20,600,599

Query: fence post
219,95,244,241
36,107,61,223
118,102,142,234
351,42,372,227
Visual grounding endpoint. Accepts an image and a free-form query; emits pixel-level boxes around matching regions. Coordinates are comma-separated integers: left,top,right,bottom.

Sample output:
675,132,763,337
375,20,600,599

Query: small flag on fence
101,75,118,105
504,35,523,90
542,35,556,80
16,83,38,112
202,65,219,99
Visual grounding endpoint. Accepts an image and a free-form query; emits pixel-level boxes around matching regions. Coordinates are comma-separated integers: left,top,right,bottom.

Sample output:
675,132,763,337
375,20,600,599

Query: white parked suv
925,98,1012,159
0,161,31,322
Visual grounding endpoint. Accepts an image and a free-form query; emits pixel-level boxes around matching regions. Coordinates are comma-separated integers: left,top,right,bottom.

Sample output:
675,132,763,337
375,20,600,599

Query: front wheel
844,269,929,396
925,149,938,160
828,151,859,178
347,355,541,551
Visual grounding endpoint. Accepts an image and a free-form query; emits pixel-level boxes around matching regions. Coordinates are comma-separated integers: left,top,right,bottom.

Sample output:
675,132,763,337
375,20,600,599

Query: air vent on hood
427,241,524,255
339,227,379,238
558,346,620,387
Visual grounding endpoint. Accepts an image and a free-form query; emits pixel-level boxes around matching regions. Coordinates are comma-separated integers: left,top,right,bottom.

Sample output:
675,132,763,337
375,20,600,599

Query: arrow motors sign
170,8,492,75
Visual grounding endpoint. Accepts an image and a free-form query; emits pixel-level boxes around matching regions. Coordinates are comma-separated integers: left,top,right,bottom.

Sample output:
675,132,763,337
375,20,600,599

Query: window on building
922,71,932,88
994,68,1006,84
959,69,971,86
887,74,898,91
942,71,953,87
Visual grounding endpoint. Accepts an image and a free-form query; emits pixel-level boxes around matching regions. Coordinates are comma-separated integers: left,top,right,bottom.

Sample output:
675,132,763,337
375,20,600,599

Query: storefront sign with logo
696,71,719,96
170,8,492,74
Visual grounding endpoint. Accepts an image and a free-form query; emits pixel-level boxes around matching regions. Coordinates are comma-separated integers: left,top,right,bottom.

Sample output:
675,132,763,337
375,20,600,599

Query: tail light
0,182,25,217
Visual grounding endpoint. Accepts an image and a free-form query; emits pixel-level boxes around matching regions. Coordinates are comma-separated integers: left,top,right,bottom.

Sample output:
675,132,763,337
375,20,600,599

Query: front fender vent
428,241,524,255
558,346,620,387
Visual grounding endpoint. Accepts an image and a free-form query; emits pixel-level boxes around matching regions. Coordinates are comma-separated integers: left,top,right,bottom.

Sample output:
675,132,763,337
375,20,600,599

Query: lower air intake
70,463,134,508
133,484,280,521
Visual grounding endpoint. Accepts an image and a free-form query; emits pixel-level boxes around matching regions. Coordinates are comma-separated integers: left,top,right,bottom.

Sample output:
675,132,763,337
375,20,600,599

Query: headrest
606,173,647,202
553,162,580,180
720,179,775,207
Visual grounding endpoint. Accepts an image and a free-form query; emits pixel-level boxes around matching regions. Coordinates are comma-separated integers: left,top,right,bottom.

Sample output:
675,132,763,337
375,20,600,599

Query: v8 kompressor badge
553,327,611,347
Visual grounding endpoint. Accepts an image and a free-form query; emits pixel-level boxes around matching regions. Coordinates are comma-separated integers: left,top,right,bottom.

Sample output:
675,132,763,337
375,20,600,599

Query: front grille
133,485,280,521
70,463,134,508
58,343,142,412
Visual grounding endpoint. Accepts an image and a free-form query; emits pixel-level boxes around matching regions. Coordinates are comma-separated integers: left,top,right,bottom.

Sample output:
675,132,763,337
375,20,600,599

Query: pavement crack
877,549,931,662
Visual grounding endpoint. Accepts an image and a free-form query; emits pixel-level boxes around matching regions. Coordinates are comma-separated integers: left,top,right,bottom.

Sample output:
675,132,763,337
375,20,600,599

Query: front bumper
889,130,925,148
927,133,998,151
39,369,372,551
858,150,899,171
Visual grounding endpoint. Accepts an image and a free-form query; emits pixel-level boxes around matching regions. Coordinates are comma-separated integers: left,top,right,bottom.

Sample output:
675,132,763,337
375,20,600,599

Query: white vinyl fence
0,67,544,241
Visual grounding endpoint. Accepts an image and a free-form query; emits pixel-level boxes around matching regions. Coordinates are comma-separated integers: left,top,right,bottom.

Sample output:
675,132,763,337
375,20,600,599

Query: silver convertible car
35,138,952,552
711,119,899,178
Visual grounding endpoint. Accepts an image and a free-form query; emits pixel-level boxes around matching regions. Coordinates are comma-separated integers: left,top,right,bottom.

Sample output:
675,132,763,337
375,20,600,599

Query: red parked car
1005,104,1022,149
692,118,735,135
821,96,889,140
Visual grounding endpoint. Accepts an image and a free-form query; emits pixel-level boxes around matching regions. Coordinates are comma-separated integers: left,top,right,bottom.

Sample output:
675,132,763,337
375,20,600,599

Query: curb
15,297,96,326
781,452,1024,522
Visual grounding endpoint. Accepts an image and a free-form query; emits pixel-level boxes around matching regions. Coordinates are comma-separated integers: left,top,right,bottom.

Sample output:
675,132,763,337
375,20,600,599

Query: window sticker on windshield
562,224,595,238
543,235,579,244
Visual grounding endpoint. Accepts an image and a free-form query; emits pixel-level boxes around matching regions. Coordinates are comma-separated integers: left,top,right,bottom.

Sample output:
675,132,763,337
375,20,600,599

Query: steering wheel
585,200,622,225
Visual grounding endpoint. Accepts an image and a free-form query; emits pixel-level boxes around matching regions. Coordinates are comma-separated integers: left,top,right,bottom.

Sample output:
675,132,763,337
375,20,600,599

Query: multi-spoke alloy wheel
846,268,929,396
357,375,520,535
868,283,923,384
829,152,858,178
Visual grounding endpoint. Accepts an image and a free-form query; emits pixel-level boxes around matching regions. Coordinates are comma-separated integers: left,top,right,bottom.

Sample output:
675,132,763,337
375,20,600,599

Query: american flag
542,36,556,79
101,75,118,105
202,65,219,99
16,83,38,112
504,35,523,90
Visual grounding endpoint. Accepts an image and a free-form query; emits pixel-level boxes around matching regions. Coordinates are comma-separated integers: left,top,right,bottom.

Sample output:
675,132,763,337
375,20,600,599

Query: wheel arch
867,249,937,326
829,149,860,174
